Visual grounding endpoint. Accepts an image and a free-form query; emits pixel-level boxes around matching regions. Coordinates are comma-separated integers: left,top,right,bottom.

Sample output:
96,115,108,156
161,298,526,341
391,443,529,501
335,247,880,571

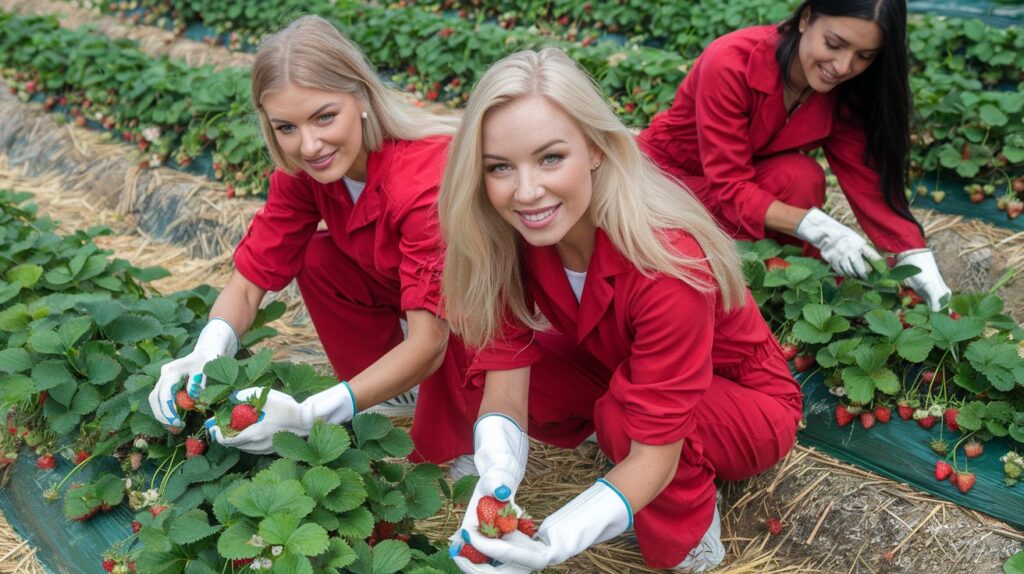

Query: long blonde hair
440,48,746,349
251,15,458,173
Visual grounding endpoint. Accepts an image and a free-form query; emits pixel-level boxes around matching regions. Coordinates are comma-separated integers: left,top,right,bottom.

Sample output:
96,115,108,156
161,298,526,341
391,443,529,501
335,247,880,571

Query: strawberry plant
0,190,461,571
739,239,1024,455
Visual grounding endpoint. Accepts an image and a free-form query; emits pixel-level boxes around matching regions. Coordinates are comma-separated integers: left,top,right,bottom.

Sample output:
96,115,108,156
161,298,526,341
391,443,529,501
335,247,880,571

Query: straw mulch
1,54,1023,574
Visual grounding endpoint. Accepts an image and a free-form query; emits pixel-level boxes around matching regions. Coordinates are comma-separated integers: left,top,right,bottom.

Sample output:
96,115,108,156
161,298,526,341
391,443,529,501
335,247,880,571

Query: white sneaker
364,385,418,417
674,495,725,573
447,454,478,481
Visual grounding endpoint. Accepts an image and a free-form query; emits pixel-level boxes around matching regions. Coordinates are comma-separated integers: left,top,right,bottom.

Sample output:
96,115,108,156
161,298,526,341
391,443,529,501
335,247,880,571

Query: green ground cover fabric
797,371,1024,531
911,177,1024,232
0,454,131,574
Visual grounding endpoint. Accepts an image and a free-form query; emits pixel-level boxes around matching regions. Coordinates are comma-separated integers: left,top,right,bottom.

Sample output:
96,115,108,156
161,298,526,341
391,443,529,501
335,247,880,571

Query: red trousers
680,152,825,247
295,232,480,463
523,332,802,569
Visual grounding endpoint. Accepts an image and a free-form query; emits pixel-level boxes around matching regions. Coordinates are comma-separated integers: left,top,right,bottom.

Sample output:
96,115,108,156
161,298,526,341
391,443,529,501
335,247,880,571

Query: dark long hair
776,0,918,229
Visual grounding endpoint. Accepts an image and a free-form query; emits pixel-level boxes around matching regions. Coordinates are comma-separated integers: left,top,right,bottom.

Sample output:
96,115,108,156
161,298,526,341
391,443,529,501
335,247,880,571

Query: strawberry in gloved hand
204,380,356,455
149,319,238,429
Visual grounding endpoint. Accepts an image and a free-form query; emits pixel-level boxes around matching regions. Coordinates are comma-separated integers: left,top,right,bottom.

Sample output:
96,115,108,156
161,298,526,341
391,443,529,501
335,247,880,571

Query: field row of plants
2,1,1011,204
0,189,470,573
740,240,1024,491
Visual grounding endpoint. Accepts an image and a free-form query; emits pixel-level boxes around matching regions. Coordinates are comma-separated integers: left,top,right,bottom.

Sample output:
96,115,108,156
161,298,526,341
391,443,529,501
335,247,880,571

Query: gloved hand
795,207,882,279
149,318,238,429
204,382,356,454
451,479,633,573
898,249,951,311
450,414,530,555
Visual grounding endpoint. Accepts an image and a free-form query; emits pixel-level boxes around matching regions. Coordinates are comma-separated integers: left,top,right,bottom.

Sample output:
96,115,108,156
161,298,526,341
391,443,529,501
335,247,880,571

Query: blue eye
486,163,511,173
541,154,563,165
318,113,336,123
275,124,296,134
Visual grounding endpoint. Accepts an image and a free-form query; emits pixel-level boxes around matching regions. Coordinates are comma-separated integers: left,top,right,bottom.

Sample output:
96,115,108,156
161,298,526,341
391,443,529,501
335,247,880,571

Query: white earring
360,111,368,120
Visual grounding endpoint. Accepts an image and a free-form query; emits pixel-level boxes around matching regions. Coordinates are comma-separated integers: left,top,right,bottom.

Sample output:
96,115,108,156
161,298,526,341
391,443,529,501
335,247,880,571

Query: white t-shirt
344,176,366,204
564,268,587,302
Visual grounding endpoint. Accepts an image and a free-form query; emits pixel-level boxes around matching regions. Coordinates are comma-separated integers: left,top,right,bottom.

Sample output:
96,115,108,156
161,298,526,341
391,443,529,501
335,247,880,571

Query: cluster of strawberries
458,496,538,564
175,388,261,433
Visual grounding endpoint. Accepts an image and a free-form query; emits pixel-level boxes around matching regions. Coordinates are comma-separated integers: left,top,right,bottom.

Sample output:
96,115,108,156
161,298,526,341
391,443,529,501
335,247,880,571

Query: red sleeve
608,275,716,445
466,312,543,389
394,186,445,315
823,117,926,253
233,170,322,291
694,50,778,239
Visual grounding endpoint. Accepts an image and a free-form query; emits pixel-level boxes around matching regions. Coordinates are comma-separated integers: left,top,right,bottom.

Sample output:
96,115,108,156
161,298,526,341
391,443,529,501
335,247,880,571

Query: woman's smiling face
481,95,602,270
262,84,368,182
793,12,883,93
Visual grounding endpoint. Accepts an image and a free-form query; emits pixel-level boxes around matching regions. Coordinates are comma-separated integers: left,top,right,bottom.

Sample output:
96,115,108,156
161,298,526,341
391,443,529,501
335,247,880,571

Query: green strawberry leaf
306,420,351,465
865,309,903,339
321,538,357,569
353,413,392,444
320,468,367,514
229,480,315,520
1004,550,1024,574
6,263,43,288
895,328,933,362
216,520,260,559
167,509,222,545
302,466,341,501
0,348,32,373
371,539,412,574
203,356,240,386
335,507,375,540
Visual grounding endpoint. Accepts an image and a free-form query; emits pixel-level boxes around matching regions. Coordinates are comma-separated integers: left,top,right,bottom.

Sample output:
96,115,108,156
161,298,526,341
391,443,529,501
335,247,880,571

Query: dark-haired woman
639,0,950,310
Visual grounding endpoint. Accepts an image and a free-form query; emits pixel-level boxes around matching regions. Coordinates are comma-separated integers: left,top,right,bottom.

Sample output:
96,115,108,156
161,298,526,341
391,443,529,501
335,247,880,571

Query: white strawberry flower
928,403,945,417
251,558,273,570
133,437,148,449
271,546,284,556
142,126,161,142
248,534,266,548
123,477,132,489
142,488,160,507
828,386,846,397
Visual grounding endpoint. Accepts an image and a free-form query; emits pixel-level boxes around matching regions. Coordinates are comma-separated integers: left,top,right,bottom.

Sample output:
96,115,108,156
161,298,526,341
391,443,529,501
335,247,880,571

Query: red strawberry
517,516,537,537
899,287,923,307
150,504,167,517
131,520,142,533
934,461,952,481
944,408,959,432
897,401,914,421
476,496,507,538
185,437,206,458
921,370,936,384
918,416,937,430
955,471,976,493
175,390,195,412
835,404,855,427
230,404,259,431
765,257,790,271
779,344,798,361
36,454,56,470
458,543,488,564
949,311,962,320
964,440,983,459
495,505,519,535
766,518,784,535
859,412,876,429
74,450,90,465
1008,200,1024,220
232,558,254,568
794,354,815,373
103,559,116,572
873,406,891,424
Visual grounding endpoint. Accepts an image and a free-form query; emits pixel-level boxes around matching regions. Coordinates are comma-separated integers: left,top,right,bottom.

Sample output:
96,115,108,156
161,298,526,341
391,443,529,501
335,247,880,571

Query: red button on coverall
638,25,926,254
233,136,478,464
469,229,803,568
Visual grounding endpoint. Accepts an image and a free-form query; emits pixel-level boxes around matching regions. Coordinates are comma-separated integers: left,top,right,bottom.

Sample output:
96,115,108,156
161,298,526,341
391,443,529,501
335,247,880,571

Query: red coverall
638,25,926,254
469,229,803,568
233,136,479,463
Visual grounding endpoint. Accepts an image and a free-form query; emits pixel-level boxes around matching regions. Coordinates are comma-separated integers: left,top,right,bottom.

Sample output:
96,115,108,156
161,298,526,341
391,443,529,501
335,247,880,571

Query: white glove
795,207,882,279
452,479,633,573
450,414,530,554
898,249,951,311
204,382,355,455
149,318,238,429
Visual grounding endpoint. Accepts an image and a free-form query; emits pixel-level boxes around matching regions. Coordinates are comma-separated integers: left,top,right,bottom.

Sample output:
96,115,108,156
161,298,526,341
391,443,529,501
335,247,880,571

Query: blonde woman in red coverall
440,49,801,573
148,16,478,467
639,0,951,310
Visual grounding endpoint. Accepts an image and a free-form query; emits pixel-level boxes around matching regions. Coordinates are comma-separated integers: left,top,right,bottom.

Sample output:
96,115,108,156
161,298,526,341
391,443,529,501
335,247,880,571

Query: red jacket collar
746,26,783,95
